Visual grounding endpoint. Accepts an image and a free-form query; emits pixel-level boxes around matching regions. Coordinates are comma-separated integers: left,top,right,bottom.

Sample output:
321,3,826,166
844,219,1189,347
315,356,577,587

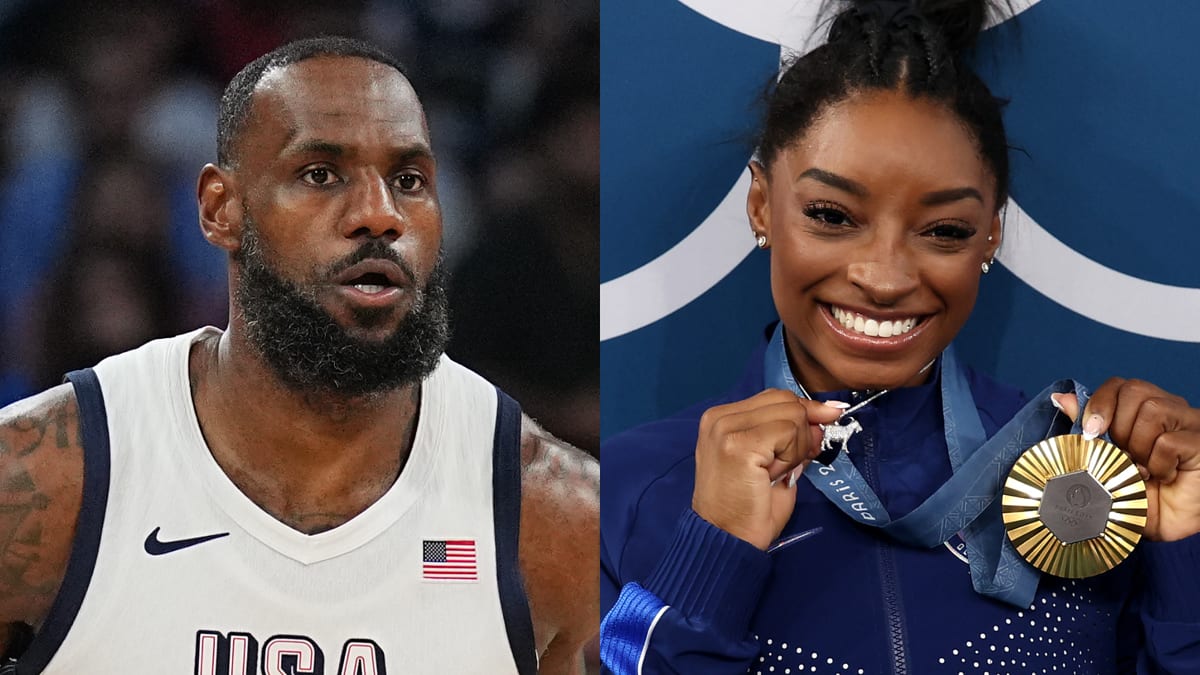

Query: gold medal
1001,434,1147,578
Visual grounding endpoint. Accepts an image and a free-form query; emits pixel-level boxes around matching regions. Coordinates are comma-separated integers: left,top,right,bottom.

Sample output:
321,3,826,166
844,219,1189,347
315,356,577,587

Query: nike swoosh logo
144,527,230,556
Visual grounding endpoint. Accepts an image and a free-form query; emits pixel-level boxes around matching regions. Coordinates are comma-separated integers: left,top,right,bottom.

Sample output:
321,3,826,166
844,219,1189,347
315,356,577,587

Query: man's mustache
323,240,418,285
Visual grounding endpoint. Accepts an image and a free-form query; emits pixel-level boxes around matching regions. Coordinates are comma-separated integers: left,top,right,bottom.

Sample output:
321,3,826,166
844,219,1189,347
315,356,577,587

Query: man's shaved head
217,35,408,168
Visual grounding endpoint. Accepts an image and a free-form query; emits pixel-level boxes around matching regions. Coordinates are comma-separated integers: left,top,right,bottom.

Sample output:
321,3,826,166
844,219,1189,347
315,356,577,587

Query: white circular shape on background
677,0,1043,51
600,168,756,341
677,0,823,52
998,201,1200,343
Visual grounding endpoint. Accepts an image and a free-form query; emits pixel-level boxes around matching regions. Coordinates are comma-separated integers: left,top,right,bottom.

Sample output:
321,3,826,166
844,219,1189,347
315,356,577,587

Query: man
0,36,598,674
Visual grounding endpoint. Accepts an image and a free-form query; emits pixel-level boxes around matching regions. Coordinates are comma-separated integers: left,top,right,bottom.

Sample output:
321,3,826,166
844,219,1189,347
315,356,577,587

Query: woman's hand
1053,379,1200,542
692,390,844,550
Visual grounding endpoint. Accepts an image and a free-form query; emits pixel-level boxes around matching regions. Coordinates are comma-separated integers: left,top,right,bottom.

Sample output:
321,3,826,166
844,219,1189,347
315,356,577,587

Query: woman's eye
927,223,974,240
394,174,425,191
803,204,853,227
302,168,338,185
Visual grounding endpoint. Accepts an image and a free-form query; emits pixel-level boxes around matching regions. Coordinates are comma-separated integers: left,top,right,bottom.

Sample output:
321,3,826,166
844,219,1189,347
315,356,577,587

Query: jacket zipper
859,423,910,675
877,541,909,675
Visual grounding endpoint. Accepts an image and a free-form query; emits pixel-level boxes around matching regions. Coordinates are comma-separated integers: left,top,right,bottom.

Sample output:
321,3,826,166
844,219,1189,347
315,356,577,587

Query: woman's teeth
831,306,918,337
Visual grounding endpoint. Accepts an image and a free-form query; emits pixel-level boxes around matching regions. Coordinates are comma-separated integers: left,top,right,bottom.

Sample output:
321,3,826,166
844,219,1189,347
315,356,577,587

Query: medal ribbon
764,324,1090,608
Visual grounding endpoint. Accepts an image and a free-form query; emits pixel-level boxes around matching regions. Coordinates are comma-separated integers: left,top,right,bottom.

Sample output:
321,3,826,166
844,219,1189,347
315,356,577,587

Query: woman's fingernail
1082,414,1104,441
824,400,851,409
1049,393,1064,411
1137,465,1150,481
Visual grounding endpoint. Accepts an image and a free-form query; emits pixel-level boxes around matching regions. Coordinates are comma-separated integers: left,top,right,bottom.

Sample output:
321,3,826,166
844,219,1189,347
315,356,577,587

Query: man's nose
343,174,403,239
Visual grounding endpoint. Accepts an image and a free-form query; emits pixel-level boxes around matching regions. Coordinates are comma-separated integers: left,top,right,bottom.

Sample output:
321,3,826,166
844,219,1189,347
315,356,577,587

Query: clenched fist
692,390,844,550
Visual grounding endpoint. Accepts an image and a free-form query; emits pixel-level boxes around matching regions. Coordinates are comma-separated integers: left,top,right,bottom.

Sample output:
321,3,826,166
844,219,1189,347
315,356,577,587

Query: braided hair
757,0,1009,209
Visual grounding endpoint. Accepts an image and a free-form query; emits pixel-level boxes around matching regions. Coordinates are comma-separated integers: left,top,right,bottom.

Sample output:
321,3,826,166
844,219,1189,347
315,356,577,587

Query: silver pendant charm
815,417,862,466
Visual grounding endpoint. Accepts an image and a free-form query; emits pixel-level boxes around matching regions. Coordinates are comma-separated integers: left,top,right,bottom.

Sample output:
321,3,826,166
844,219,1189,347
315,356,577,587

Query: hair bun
832,0,993,57
912,0,991,53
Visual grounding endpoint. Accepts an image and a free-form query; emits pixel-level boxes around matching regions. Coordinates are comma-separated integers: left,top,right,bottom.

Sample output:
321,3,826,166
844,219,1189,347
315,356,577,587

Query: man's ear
198,164,244,254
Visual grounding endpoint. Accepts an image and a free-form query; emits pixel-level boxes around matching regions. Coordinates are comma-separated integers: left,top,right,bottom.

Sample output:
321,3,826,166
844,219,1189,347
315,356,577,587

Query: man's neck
187,328,422,533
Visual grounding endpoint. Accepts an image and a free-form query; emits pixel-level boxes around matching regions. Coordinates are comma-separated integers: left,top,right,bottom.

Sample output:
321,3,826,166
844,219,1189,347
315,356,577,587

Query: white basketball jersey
14,328,536,674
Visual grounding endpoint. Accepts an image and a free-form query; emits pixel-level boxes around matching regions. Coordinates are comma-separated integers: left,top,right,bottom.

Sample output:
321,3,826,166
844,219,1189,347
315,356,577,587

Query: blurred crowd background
0,0,600,454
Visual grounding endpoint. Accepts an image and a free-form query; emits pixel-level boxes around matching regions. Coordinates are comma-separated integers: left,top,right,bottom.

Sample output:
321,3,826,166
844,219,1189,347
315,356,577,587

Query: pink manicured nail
1049,393,1064,411
824,400,851,409
1137,465,1150,481
1082,414,1104,441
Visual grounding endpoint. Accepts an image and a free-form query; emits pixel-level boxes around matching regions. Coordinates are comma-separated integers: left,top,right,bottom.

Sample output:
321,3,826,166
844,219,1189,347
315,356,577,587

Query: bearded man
0,36,598,675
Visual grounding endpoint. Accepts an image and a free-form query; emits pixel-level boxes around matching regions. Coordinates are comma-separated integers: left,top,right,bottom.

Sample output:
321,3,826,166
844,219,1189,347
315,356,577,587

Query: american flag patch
422,539,478,581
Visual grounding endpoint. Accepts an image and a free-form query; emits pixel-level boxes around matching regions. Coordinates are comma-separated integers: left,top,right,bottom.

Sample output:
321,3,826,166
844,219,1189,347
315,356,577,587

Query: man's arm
519,416,599,674
0,384,84,655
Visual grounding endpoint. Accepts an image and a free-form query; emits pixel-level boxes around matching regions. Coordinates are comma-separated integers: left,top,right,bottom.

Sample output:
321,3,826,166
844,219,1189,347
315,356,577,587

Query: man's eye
394,174,424,191
302,168,338,185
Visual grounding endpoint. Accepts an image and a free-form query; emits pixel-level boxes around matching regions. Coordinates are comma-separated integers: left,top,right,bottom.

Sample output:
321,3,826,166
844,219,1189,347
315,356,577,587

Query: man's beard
234,218,450,397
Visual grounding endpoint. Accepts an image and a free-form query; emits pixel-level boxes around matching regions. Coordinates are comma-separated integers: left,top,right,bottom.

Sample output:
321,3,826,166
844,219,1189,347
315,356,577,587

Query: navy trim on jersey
15,370,112,674
492,389,537,675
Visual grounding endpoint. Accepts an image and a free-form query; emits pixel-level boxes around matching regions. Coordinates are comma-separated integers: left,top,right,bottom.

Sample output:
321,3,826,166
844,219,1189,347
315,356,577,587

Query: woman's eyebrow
796,167,868,197
920,186,984,206
797,167,984,206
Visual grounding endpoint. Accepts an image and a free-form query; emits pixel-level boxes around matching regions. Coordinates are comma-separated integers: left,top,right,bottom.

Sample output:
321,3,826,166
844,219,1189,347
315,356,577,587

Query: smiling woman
749,91,1001,393
599,1,1200,673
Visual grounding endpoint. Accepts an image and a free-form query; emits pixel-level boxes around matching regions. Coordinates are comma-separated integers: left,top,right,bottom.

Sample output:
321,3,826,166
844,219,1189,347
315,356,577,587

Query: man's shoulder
0,383,82,456
518,416,599,512
0,383,84,624
517,416,598,561
516,417,599,658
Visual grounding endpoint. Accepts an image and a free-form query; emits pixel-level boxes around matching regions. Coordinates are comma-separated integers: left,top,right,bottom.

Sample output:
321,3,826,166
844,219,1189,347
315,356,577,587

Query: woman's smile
828,305,922,338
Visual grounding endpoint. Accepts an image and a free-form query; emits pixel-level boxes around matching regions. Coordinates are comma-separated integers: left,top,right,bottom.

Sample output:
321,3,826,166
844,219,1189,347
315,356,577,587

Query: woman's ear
986,212,1003,262
747,161,771,245
197,164,244,254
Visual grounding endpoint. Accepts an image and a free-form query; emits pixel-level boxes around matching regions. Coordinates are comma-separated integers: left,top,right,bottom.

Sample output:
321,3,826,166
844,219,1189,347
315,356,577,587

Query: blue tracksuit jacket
601,339,1200,674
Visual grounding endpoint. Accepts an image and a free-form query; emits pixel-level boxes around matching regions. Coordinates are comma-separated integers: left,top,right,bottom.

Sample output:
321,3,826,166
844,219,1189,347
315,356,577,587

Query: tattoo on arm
0,391,82,615
1,400,79,456
521,423,600,494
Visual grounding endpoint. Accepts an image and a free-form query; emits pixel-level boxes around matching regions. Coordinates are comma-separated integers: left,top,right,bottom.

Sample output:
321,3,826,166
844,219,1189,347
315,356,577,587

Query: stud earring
756,234,768,249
